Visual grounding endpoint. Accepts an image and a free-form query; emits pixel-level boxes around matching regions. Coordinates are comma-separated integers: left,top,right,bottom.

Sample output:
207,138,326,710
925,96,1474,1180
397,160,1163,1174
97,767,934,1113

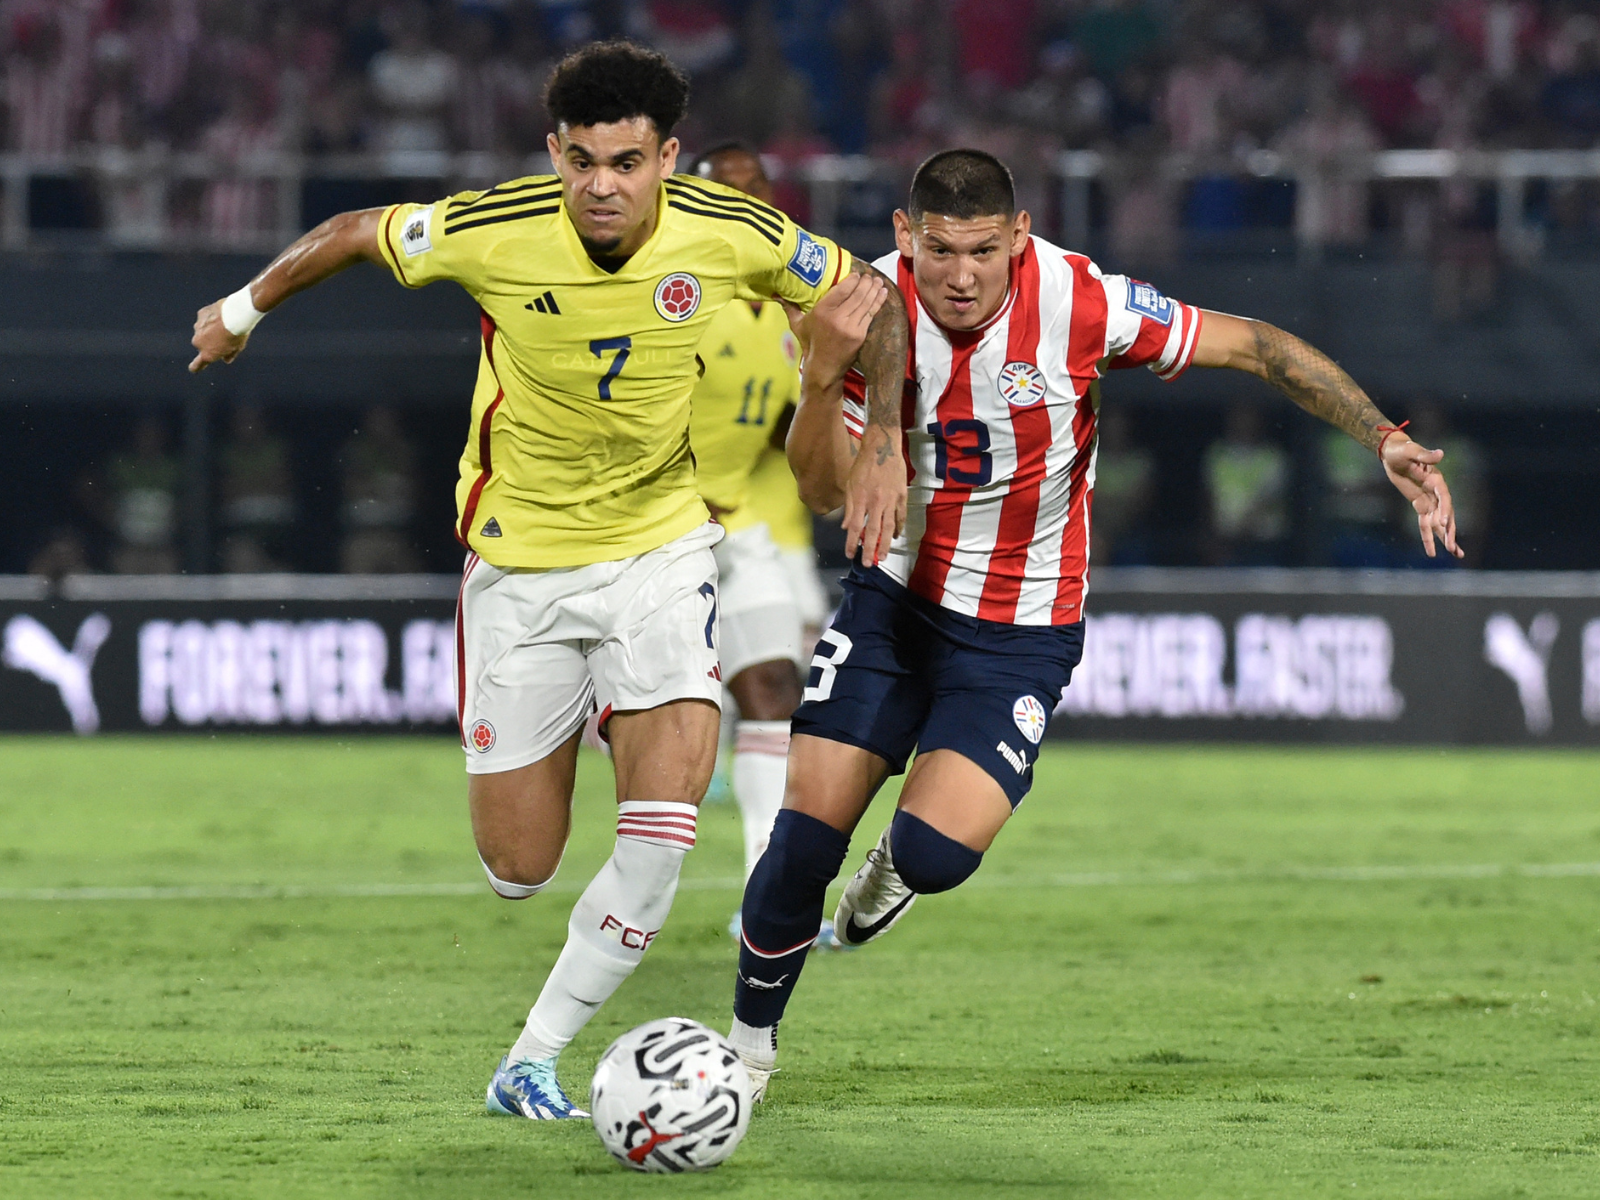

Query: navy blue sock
734,809,850,1029
890,809,983,894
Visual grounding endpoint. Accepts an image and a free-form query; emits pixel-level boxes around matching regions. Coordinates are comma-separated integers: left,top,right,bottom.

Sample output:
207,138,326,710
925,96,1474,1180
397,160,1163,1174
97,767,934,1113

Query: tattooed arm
835,257,909,567
1193,312,1463,559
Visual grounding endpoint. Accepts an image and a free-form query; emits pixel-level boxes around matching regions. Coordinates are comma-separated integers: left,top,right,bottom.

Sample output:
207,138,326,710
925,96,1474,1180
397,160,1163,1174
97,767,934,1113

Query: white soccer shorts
456,522,724,774
713,521,803,680
779,546,829,629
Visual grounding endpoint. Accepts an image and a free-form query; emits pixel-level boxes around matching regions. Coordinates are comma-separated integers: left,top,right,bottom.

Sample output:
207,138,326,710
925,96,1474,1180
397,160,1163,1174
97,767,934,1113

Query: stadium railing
4,148,1597,256
1055,147,1600,259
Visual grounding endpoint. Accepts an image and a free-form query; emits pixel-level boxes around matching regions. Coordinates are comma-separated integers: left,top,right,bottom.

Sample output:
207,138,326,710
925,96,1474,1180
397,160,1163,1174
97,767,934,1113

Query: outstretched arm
836,258,909,567
1193,312,1463,559
189,208,387,374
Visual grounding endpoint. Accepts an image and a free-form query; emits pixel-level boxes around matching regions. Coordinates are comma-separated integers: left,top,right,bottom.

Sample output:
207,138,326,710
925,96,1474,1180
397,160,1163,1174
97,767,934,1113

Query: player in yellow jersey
187,41,909,1121
683,144,839,948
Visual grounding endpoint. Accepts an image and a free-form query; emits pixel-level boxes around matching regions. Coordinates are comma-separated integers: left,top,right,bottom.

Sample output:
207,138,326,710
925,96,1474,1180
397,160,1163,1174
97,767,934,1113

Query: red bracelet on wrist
1376,420,1409,460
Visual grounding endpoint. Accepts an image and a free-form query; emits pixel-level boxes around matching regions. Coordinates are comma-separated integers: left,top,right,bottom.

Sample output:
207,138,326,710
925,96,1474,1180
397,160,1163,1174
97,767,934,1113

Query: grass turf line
1,736,1598,1198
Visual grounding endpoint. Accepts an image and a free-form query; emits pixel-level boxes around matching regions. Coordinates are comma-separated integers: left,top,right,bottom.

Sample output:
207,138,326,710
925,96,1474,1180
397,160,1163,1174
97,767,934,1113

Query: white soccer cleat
833,825,917,947
739,1055,776,1103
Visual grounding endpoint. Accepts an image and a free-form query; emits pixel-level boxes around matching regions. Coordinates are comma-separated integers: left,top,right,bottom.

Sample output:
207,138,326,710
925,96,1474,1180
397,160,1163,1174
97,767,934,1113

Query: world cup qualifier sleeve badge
998,361,1047,407
786,230,828,286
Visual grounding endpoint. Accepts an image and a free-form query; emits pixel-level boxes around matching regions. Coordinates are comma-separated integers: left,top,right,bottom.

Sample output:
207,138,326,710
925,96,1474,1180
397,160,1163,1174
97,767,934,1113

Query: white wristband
219,285,265,337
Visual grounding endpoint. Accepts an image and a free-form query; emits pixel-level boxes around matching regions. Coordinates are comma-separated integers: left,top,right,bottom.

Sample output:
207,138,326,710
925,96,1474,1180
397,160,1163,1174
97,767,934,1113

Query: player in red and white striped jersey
726,149,1461,1099
836,233,1203,625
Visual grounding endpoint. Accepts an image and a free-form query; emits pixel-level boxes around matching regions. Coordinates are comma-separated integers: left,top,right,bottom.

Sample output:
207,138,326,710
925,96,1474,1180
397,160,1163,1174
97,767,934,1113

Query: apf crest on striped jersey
998,360,1047,407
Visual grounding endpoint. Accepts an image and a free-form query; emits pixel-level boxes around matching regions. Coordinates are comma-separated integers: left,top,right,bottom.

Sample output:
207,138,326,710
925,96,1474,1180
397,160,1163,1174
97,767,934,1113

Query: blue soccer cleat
486,1054,589,1120
812,918,849,951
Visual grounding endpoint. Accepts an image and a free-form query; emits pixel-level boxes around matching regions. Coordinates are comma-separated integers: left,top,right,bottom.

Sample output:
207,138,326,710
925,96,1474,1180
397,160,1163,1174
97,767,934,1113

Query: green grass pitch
2,736,1598,1199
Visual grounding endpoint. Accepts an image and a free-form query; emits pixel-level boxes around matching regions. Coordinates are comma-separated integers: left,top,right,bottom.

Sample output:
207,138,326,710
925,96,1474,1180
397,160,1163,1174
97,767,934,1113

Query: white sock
509,801,697,1063
733,721,789,880
728,1016,777,1068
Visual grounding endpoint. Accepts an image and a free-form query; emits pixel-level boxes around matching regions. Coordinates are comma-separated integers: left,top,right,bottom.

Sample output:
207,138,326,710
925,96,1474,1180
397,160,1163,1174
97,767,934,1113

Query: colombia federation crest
654,272,702,322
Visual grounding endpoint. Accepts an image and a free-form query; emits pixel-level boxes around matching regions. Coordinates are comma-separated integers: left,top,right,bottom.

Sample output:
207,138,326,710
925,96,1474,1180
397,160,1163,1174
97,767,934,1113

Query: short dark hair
690,140,758,177
545,40,690,140
908,149,1016,220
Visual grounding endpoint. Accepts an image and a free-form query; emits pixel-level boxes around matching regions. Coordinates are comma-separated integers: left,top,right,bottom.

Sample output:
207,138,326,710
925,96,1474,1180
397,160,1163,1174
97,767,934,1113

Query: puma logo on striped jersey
525,291,561,315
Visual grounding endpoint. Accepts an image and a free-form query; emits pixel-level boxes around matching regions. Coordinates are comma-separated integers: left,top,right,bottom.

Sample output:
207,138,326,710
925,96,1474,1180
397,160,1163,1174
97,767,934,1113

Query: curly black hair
544,40,690,140
908,149,1016,220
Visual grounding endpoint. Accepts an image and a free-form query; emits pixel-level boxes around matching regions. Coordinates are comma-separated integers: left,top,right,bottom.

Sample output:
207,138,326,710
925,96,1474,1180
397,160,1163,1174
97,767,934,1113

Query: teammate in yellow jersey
683,143,839,946
187,40,910,1122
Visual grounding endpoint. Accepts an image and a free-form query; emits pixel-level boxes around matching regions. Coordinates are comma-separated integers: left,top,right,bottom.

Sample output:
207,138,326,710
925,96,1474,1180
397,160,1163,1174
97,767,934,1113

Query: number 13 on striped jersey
926,418,993,486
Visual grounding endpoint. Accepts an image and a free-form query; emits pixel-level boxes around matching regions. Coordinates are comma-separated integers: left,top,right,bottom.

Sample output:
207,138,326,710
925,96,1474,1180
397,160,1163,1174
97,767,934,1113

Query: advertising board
4,571,1599,744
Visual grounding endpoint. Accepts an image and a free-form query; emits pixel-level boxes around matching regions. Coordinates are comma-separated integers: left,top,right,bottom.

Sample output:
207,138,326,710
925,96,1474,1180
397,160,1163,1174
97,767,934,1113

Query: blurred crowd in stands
6,1,1600,241
19,395,1489,578
1,1,1536,576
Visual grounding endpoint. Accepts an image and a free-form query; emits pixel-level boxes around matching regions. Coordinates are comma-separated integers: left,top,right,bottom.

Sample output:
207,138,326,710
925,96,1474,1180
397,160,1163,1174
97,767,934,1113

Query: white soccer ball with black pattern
589,1017,752,1173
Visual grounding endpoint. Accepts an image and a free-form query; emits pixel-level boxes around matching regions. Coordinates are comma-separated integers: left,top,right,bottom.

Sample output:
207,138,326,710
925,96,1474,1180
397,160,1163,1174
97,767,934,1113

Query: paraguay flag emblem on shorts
1012,695,1047,744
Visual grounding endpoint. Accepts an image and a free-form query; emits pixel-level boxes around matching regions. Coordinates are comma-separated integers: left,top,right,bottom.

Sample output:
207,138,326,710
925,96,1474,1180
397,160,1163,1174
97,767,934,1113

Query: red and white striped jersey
842,235,1203,626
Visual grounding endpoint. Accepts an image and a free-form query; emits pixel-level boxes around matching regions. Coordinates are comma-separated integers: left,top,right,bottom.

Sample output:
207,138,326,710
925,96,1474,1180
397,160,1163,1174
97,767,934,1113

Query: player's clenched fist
793,272,887,385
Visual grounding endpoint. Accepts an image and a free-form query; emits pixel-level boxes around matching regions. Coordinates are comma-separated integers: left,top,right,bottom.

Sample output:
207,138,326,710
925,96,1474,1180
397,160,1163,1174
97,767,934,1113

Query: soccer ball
589,1017,751,1173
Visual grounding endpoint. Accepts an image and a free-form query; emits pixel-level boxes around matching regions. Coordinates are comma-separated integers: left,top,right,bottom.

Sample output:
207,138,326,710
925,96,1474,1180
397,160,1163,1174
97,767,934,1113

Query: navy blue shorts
791,568,1085,806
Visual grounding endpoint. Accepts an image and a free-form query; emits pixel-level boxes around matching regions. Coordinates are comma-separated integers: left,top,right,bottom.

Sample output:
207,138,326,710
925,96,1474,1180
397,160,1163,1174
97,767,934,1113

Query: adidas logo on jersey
524,291,561,315
718,342,736,357
480,517,502,537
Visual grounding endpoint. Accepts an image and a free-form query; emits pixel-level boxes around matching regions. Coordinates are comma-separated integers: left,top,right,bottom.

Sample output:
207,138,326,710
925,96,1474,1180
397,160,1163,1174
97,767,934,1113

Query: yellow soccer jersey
738,446,815,546
689,299,799,522
377,174,851,567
